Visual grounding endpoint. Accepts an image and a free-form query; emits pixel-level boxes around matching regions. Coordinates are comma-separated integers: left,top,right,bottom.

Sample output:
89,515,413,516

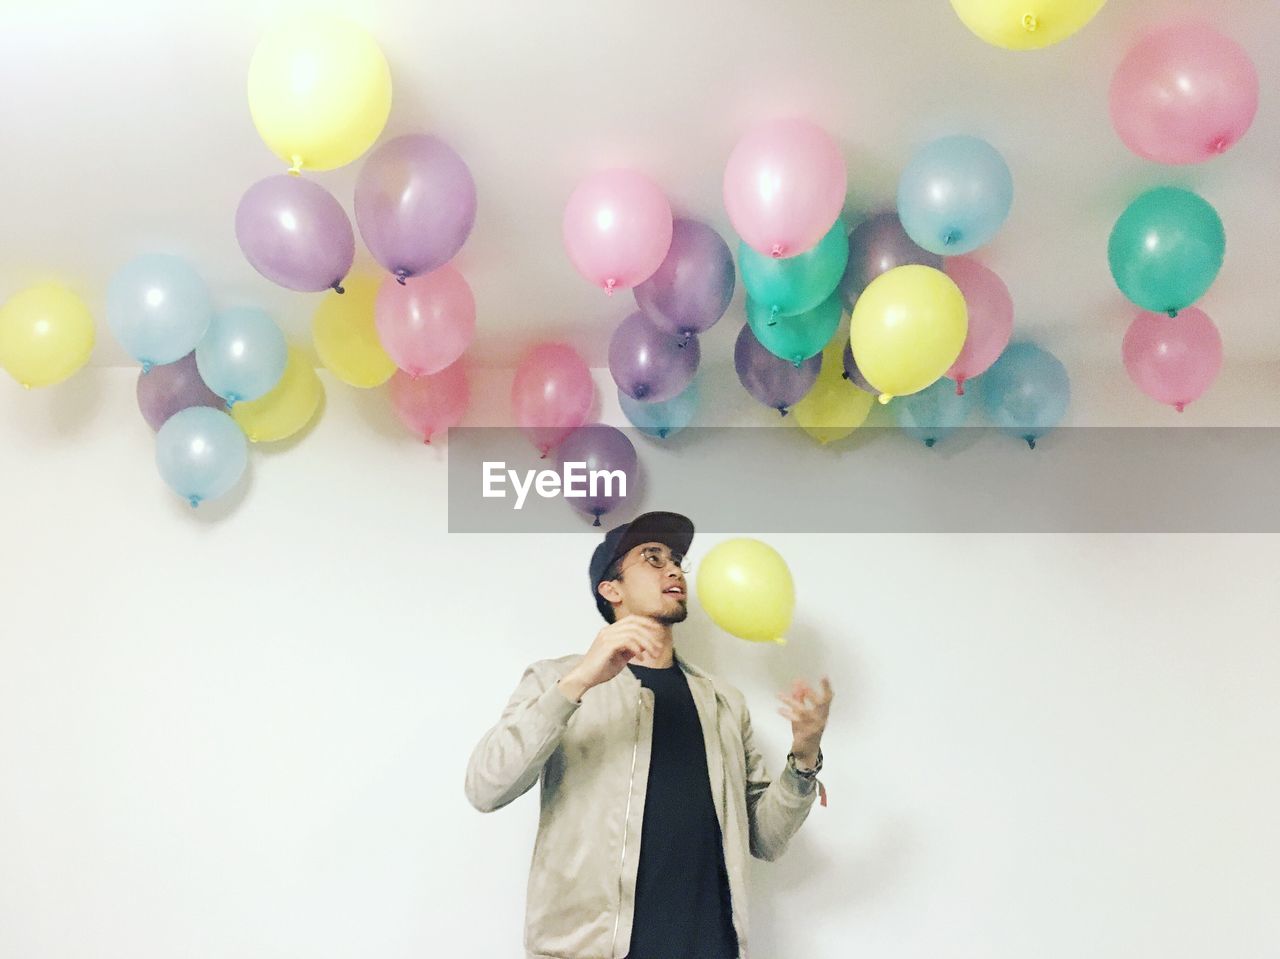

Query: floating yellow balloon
247,16,392,172
696,538,794,644
949,0,1108,50
231,346,323,442
312,275,396,388
850,265,967,404
792,338,875,445
0,284,95,389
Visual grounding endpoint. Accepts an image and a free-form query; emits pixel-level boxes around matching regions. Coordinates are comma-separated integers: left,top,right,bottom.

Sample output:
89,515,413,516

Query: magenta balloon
235,175,354,293
563,170,673,294
1122,307,1222,412
388,361,470,443
554,424,638,526
943,256,1014,394
734,324,820,415
354,134,477,280
608,311,700,404
136,351,225,431
633,218,735,338
839,211,942,309
374,266,476,377
511,343,595,456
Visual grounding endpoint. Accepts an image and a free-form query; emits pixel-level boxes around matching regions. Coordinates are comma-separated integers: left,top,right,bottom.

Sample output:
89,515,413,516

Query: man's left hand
777,676,832,767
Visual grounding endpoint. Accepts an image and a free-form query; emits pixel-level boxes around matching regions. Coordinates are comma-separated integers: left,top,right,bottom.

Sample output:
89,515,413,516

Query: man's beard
653,602,688,625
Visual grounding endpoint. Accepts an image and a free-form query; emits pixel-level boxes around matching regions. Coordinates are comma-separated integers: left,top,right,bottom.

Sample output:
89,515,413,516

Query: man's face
601,541,688,624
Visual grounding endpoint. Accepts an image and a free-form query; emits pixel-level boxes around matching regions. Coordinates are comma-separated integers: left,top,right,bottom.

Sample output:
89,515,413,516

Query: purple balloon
136,351,225,431
841,343,879,395
355,134,477,282
734,324,820,416
555,424,638,526
838,211,943,309
609,311,700,404
235,175,354,293
633,218,735,339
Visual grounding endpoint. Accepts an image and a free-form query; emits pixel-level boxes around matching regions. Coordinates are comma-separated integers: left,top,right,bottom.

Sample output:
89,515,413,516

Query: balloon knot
778,406,789,417
141,361,153,374
792,359,803,369
225,395,239,409
1167,308,1179,318
658,428,669,438
841,371,849,380
1022,12,1038,31
942,229,960,247
605,278,617,296
592,514,602,527
288,156,303,176
956,379,966,396
333,282,345,295
1175,402,1186,413
1211,135,1229,154
423,434,433,444
539,448,549,460
878,393,891,405
633,384,648,399
1025,435,1037,450
925,437,936,448
188,496,201,508
770,243,784,258
395,269,409,286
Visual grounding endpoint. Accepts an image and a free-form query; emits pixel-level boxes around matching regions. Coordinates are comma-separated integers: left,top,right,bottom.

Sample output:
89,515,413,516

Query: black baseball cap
589,511,695,621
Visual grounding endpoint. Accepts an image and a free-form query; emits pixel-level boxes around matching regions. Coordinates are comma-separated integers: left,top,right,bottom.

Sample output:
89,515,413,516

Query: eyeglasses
616,545,691,576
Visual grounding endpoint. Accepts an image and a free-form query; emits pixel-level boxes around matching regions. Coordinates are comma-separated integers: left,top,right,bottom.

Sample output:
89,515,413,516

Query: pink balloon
723,118,846,259
388,361,469,443
943,256,1014,395
375,266,475,378
562,170,673,294
511,343,595,456
1123,308,1222,412
1110,22,1259,165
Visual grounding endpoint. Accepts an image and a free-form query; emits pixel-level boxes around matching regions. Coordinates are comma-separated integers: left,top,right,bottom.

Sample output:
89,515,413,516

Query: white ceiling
4,0,1278,373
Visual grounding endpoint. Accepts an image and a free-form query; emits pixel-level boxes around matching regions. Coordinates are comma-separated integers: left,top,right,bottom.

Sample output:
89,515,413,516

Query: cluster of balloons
0,284,95,389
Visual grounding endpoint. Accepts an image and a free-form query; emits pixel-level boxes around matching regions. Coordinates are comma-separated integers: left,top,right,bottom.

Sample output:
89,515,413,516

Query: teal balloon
195,307,288,407
618,380,699,439
739,217,849,317
746,293,842,365
978,342,1070,449
155,407,248,508
1108,187,1225,316
892,377,972,447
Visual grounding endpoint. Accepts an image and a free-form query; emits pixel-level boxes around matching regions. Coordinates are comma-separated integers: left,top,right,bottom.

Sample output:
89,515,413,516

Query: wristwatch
787,749,823,779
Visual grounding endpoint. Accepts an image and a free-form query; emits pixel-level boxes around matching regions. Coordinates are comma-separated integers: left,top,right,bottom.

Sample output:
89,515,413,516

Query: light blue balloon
106,254,213,370
195,307,288,406
155,407,248,508
897,135,1013,255
892,377,972,447
978,342,1070,449
619,379,699,439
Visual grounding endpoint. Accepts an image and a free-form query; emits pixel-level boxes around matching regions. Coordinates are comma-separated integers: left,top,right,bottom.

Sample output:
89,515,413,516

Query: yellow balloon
312,275,396,388
792,338,875,445
247,16,392,172
231,346,323,442
850,265,967,403
0,284,95,389
949,0,1108,50
695,538,795,644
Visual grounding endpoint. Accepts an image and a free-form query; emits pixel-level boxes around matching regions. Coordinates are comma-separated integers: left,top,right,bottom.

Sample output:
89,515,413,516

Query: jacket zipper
610,692,644,958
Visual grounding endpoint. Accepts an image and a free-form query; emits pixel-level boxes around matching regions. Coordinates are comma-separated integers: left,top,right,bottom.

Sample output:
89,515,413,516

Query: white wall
2,367,1278,958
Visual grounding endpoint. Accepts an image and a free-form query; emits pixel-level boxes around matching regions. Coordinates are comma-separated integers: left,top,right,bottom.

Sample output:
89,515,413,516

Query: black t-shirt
625,663,738,959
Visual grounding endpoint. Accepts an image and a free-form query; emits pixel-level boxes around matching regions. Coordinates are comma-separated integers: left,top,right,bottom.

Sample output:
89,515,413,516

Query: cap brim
605,511,695,573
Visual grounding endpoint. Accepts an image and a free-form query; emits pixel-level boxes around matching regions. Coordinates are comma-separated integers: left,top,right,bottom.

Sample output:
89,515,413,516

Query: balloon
562,170,673,294
792,339,876,445
374,266,475,377
978,342,1070,448
739,217,849,317
1122,308,1222,412
0,284,95,389
633,219,735,340
746,293,842,366
898,136,1013,255
247,16,391,172
838,211,942,310
734,324,821,416
841,343,878,395
723,118,846,259
554,424,638,526
354,134,477,281
512,343,595,456
388,360,469,443
106,254,212,370
1108,187,1224,316
891,377,973,447
1110,22,1259,165
943,256,1014,394
155,407,248,508
695,538,794,644
235,174,354,293
619,379,699,439
949,0,1108,50
850,265,968,402
608,311,700,404
312,275,396,388
196,307,288,406
136,351,223,431
230,346,323,442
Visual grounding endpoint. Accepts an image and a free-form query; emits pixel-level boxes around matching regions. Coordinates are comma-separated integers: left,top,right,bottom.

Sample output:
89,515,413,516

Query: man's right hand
557,616,665,703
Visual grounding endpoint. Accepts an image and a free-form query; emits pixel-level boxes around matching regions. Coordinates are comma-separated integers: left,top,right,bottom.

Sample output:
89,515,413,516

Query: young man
465,511,832,959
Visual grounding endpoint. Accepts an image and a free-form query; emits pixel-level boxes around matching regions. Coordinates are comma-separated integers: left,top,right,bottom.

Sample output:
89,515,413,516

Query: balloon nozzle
956,379,966,396
770,244,784,258
288,156,303,176
333,281,345,295
1025,435,1037,450
395,269,409,286
1175,402,1186,413
1021,12,1038,32
925,437,936,448
878,393,892,405
604,278,616,296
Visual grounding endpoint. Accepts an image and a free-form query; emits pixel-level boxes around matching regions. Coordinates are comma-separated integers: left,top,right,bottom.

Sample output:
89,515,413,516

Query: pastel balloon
898,135,1013,255
312,275,396,388
608,310,700,404
136,351,223,431
374,266,475,377
231,346,324,442
841,343,878,395
891,377,973,447
196,307,288,407
1122,307,1222,412
723,118,846,259
155,406,248,508
0,284,95,389
949,0,1108,50
235,174,354,293
943,256,1014,394
1108,187,1224,315
554,424,638,526
978,342,1070,448
388,360,469,443
619,379,699,439
792,338,875,445
563,170,673,294
106,254,212,370
512,343,595,456
1110,22,1259,165
734,324,821,416
633,219,735,339
746,293,841,366
695,538,794,644
739,217,849,317
839,211,942,310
